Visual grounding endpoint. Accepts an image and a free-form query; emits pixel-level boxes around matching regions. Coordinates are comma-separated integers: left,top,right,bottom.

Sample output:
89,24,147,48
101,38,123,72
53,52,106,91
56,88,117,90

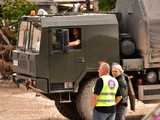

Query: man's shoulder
108,75,119,85
102,75,117,82
120,74,129,83
96,77,103,85
108,75,117,80
123,73,129,81
97,77,103,81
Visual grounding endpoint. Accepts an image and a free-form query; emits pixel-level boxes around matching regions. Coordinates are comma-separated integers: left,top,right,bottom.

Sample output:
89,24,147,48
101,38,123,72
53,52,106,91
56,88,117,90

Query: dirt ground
0,79,160,120
127,99,160,119
0,80,68,120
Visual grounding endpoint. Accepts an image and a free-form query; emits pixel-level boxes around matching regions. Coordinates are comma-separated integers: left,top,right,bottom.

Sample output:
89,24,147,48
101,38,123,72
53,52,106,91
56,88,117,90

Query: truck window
30,25,41,52
18,21,30,50
50,28,81,51
49,28,61,50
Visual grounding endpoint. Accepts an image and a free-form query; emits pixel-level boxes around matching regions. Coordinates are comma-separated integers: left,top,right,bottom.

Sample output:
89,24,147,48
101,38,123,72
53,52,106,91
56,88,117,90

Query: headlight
146,71,157,84
13,60,18,66
64,81,73,89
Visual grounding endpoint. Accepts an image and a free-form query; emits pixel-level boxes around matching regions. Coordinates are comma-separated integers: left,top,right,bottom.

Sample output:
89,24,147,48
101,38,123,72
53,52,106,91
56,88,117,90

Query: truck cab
12,13,119,119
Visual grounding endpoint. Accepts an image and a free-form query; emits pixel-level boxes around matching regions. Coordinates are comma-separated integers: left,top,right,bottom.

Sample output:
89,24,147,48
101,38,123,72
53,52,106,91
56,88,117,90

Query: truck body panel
117,0,160,68
12,14,119,93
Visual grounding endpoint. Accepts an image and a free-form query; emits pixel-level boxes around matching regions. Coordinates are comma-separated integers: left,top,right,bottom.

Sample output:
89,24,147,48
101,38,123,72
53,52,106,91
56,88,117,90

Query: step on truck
12,0,160,119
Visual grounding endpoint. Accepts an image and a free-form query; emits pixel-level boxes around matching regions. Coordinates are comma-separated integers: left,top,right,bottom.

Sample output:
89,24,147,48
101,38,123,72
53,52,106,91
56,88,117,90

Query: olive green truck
12,0,160,119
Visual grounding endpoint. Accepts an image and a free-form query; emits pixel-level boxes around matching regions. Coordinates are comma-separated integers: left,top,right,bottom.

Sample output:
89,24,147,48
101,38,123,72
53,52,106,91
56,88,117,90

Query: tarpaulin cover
141,0,160,62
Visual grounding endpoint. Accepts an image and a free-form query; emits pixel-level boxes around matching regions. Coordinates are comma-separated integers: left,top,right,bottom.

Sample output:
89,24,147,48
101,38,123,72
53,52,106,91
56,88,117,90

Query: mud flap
128,76,136,111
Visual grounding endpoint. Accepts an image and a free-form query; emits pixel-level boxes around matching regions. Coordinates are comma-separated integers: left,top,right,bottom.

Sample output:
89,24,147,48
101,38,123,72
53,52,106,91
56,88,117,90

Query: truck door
49,28,85,89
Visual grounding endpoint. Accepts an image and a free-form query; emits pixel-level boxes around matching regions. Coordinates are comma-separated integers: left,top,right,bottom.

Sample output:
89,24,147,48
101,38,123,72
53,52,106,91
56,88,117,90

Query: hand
68,39,80,47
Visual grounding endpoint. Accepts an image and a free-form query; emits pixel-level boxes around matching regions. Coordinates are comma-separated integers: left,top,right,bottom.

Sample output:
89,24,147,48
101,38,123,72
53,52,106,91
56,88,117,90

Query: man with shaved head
91,61,122,120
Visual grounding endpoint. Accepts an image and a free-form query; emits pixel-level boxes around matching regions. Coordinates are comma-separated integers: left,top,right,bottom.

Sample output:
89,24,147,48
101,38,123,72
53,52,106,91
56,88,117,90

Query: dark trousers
92,109,116,120
115,104,127,120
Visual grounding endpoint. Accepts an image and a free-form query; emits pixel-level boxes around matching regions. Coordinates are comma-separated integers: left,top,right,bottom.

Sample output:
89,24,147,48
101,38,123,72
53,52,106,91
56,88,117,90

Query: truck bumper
12,73,49,93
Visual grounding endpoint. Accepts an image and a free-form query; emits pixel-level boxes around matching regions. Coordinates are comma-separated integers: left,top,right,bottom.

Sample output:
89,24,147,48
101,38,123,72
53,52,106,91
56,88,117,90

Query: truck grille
19,59,27,69
18,56,29,73
50,83,64,91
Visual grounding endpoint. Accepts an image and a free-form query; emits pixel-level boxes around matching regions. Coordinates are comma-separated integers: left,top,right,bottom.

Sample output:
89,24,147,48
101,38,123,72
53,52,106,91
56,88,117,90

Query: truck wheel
76,78,97,120
55,102,80,120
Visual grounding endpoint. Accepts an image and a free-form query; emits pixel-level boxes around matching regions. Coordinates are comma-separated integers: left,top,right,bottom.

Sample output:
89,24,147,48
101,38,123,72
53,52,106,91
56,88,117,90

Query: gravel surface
0,80,160,120
0,80,69,120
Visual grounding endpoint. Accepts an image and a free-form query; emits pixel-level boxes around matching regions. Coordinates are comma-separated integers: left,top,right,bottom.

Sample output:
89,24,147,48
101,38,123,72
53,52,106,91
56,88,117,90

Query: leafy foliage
99,0,117,11
0,0,37,45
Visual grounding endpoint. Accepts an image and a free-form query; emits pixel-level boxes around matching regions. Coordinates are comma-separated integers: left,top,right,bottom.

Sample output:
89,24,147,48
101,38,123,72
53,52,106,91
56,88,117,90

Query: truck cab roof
22,13,118,27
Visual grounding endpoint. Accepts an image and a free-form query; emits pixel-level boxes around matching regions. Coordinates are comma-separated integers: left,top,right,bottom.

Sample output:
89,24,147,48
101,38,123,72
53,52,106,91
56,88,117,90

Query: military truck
12,0,160,119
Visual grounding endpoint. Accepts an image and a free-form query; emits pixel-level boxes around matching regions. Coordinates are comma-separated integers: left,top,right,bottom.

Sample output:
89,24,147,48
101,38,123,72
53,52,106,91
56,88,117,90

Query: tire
76,78,97,120
55,102,81,120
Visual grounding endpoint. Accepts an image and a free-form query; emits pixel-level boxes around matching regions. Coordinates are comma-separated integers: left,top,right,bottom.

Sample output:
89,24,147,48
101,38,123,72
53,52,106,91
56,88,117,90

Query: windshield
18,21,41,52
18,21,30,49
30,25,41,52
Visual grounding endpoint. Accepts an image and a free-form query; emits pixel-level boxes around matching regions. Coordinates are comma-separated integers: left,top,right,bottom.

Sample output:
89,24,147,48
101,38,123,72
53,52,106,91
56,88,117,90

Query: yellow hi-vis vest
96,75,119,107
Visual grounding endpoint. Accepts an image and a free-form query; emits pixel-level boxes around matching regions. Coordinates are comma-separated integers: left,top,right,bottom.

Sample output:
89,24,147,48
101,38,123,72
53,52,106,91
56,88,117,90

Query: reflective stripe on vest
96,75,118,107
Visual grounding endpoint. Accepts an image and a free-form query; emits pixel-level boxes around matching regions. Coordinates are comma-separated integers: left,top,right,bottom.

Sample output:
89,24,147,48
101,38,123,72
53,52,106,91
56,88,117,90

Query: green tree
99,0,117,11
0,0,37,45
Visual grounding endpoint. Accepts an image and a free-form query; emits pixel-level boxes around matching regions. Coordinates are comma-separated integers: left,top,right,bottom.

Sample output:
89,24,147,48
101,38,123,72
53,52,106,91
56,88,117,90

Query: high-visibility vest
96,75,119,107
